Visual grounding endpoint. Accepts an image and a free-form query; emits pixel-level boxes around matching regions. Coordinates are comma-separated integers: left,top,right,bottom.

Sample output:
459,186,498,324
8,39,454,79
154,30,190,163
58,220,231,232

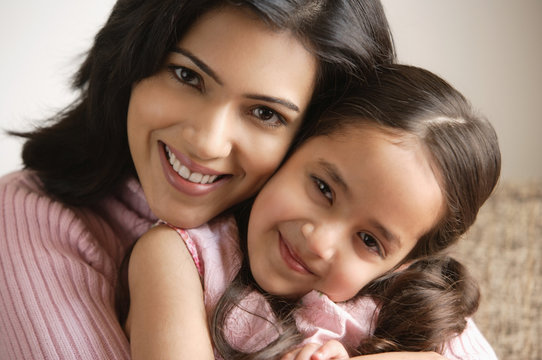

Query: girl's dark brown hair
212,64,501,358
11,0,394,206
357,255,480,354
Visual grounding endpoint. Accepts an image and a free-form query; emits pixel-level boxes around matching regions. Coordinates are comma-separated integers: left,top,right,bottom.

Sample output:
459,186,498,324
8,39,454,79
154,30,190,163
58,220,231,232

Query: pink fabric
295,292,377,351
0,170,156,359
179,218,499,359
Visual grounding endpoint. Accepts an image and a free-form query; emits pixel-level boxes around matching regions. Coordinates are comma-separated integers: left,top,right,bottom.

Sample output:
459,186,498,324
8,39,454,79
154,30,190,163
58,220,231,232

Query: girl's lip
158,141,230,197
278,233,314,275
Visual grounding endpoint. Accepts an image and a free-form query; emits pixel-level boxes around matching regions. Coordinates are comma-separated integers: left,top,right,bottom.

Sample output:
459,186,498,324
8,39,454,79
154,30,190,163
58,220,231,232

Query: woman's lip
160,140,225,176
278,233,314,275
158,142,229,197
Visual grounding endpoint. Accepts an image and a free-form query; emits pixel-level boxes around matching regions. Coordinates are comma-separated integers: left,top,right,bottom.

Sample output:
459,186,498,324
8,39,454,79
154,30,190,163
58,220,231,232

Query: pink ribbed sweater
0,170,155,359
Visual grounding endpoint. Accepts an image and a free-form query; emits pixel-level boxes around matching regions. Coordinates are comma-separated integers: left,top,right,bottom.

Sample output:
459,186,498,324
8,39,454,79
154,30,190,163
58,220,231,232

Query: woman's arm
126,224,215,360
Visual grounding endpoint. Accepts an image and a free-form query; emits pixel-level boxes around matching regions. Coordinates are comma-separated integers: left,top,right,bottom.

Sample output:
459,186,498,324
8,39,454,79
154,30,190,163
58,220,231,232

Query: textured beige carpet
451,181,542,360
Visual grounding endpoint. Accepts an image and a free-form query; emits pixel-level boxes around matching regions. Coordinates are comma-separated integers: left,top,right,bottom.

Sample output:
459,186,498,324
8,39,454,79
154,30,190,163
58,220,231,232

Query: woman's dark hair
13,0,394,205
212,64,501,358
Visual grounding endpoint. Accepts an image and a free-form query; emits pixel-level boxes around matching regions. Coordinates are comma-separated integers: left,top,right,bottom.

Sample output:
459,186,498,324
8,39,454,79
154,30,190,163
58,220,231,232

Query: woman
0,0,394,358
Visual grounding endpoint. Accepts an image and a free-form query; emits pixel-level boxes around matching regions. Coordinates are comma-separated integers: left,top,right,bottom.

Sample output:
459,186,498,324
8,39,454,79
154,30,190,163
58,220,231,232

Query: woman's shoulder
0,169,80,222
0,169,91,242
0,169,47,197
0,169,62,224
0,169,150,249
0,169,153,277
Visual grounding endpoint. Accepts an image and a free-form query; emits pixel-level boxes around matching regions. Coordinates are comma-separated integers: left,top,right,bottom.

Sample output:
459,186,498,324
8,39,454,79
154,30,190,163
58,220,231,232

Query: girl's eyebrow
172,47,300,113
369,220,401,252
317,159,348,193
172,47,223,85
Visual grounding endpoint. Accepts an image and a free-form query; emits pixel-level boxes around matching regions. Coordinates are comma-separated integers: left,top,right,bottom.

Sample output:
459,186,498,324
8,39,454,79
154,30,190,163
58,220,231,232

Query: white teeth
179,165,190,179
173,159,181,172
189,172,203,183
165,145,219,184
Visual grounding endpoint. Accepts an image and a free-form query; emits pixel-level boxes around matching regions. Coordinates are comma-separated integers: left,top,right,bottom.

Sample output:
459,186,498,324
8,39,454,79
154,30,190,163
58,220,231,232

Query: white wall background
382,0,542,182
0,1,116,175
1,1,541,181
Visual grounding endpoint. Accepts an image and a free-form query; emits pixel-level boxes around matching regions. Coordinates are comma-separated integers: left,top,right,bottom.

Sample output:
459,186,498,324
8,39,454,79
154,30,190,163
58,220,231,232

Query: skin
127,5,317,229
127,125,447,360
281,340,448,360
248,125,444,302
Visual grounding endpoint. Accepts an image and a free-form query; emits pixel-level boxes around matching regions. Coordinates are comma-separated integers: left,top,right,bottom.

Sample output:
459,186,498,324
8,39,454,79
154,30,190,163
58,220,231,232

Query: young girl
0,1,395,358
124,64,500,359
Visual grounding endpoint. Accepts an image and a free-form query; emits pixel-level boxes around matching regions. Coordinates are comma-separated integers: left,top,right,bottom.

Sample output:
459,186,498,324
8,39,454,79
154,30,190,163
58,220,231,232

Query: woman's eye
359,232,383,257
250,106,287,128
168,66,203,90
312,176,333,204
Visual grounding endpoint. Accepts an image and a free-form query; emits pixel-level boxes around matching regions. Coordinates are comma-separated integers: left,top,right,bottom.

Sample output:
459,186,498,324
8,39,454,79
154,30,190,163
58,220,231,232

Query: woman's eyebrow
245,95,300,112
172,47,300,113
172,47,223,85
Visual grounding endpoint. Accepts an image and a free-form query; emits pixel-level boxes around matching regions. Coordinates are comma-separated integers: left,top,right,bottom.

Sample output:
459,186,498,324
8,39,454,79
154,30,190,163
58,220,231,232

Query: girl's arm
126,224,214,360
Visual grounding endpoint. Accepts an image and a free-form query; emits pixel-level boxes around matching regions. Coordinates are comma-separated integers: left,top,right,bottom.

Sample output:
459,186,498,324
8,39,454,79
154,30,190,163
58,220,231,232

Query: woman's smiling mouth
158,141,232,196
165,144,220,184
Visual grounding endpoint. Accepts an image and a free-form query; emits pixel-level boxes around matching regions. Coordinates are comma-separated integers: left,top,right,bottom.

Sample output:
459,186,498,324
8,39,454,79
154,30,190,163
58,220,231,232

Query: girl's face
248,125,444,302
127,6,317,228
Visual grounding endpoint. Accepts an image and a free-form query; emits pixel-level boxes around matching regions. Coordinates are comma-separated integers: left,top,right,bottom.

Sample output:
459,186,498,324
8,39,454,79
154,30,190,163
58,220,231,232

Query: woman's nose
182,104,234,160
301,222,340,261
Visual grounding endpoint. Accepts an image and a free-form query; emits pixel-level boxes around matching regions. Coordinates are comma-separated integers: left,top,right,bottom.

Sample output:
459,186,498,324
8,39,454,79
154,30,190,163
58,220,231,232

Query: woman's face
248,125,444,302
128,6,317,228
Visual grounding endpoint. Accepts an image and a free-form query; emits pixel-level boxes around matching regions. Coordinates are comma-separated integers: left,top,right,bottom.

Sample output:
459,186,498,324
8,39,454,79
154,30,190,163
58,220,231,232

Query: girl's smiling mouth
278,233,314,275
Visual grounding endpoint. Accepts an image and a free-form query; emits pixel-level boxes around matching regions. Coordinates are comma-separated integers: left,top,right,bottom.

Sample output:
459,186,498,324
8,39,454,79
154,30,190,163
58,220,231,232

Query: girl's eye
359,232,383,257
250,106,287,128
168,65,203,91
312,176,333,204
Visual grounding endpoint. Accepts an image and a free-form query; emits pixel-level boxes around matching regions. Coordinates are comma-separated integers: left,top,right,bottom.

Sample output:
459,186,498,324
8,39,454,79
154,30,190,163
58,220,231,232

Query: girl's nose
301,222,340,261
182,105,234,160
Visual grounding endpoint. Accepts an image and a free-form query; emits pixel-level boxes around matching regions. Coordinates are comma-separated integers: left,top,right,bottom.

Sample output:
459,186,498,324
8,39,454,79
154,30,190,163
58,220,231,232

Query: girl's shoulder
178,215,242,311
442,318,498,360
183,215,240,264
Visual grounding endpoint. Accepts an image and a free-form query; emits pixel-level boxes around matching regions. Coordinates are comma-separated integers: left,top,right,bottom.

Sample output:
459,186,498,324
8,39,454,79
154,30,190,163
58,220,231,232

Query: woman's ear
393,262,412,273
